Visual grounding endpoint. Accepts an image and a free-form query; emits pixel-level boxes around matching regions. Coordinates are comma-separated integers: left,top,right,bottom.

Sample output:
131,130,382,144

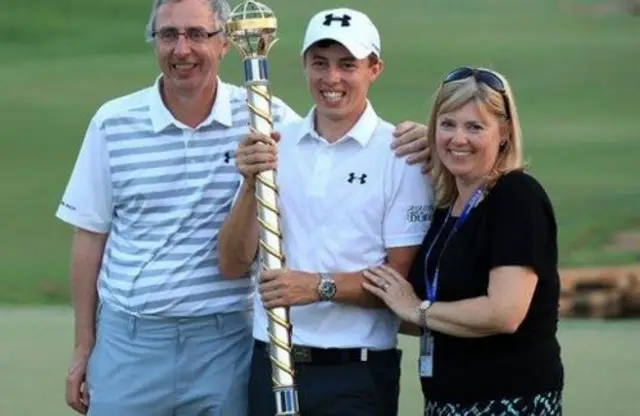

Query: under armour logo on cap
322,13,351,27
301,8,381,60
347,172,367,184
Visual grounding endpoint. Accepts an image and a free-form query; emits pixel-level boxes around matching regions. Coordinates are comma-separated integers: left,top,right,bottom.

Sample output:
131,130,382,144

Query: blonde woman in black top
363,67,564,415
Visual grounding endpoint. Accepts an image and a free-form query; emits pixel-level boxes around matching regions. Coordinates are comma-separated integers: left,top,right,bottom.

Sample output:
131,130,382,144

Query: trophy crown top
225,0,278,58
229,1,275,22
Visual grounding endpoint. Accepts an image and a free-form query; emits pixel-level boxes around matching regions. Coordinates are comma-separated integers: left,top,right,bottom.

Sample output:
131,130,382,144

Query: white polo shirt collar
148,75,233,132
296,100,379,146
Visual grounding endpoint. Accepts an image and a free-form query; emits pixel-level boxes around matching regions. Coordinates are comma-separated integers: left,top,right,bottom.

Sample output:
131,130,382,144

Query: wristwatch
418,300,432,328
317,273,337,301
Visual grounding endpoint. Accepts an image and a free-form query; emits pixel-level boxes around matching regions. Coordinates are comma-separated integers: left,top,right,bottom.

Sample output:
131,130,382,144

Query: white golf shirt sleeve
383,160,434,248
55,116,113,234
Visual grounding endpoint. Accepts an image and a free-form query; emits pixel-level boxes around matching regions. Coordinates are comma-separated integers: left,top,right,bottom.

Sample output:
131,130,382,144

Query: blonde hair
425,68,525,208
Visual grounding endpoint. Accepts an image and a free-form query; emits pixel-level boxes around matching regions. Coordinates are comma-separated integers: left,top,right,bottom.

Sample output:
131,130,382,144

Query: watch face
319,279,336,300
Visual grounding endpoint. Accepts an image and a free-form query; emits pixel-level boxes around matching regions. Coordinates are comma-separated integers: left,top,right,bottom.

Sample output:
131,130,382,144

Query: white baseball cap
301,8,381,60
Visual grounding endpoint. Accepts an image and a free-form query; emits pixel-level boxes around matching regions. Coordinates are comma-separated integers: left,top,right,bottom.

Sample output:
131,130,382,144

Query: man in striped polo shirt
55,0,430,415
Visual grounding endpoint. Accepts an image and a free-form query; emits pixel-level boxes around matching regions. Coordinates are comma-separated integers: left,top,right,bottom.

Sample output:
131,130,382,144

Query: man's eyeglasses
442,66,512,120
151,27,222,44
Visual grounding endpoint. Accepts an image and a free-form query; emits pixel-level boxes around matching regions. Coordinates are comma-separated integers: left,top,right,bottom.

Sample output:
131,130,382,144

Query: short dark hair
305,39,379,66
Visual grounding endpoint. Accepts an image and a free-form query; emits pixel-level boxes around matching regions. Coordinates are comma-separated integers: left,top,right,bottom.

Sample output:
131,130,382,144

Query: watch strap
418,300,431,328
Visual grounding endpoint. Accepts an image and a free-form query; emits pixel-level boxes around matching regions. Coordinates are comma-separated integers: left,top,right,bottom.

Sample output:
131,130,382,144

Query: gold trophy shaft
225,2,299,413
247,83,296,391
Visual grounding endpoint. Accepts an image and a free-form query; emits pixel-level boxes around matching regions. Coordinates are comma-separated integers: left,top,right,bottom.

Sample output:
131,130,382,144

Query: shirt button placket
185,130,196,173
312,144,332,223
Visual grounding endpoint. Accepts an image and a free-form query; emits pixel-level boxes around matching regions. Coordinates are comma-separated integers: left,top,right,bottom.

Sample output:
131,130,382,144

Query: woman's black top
408,170,564,404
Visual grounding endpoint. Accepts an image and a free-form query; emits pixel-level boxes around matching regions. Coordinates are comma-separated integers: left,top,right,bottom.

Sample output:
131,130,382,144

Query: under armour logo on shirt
323,13,352,27
347,172,367,184
223,151,233,164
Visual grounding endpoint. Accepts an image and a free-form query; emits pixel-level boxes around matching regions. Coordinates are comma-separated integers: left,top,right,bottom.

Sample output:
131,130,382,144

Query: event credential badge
419,331,434,377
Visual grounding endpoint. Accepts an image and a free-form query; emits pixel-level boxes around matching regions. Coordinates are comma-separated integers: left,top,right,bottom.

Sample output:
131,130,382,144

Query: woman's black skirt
425,389,562,416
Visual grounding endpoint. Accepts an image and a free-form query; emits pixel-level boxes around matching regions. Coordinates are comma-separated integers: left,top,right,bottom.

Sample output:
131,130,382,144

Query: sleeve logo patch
406,204,432,223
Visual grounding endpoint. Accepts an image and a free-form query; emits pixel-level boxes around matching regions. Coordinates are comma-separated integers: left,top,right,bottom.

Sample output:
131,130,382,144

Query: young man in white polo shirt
218,7,434,415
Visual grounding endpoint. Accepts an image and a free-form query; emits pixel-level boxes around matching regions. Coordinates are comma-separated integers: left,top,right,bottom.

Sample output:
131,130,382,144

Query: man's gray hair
144,0,231,42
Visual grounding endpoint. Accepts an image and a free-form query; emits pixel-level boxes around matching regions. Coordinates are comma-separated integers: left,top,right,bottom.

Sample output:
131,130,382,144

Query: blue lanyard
424,188,484,303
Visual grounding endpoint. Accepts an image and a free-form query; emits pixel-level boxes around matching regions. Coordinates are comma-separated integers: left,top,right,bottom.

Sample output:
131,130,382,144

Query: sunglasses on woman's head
442,66,512,120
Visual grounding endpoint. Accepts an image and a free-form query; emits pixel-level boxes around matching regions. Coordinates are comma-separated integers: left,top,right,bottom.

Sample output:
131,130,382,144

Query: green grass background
1,0,639,304
1,309,639,415
1,0,639,414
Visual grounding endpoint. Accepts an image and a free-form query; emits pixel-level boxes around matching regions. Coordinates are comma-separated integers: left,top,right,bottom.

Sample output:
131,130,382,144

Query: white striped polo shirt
55,76,300,317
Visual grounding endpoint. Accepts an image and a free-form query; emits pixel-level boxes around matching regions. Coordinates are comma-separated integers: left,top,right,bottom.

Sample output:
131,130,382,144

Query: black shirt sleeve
487,171,557,276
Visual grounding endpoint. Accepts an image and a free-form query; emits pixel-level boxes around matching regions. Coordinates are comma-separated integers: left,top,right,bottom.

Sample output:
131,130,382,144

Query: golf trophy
225,2,300,415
